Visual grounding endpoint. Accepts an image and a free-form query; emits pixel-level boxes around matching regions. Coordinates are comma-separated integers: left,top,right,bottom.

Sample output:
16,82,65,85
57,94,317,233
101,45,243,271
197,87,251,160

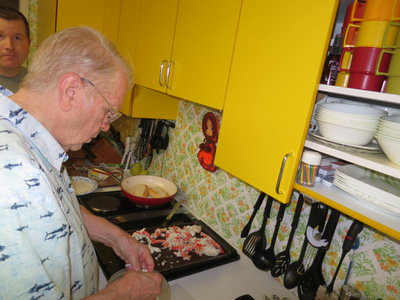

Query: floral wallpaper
156,100,400,299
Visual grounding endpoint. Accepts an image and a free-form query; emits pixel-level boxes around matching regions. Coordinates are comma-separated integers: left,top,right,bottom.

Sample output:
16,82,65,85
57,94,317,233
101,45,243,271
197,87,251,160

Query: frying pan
121,175,178,207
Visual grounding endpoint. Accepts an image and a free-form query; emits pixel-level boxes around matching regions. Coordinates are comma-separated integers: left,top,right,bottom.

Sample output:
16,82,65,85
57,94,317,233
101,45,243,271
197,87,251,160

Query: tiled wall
157,100,400,299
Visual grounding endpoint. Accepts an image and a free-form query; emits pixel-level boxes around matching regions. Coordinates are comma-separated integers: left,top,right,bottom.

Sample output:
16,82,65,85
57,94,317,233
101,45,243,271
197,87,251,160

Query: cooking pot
121,175,178,207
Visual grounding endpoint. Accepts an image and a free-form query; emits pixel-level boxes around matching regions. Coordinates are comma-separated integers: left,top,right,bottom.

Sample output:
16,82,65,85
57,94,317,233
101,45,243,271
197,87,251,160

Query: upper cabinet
214,0,339,203
56,0,121,44
134,0,242,110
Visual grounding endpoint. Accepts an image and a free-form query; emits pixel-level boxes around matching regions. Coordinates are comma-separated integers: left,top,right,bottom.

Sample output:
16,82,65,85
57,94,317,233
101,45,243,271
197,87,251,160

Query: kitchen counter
168,252,296,300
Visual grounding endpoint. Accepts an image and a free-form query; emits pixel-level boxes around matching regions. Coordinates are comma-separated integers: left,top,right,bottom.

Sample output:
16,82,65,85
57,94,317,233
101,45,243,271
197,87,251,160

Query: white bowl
375,136,400,166
375,131,400,143
317,107,386,120
315,114,379,131
381,114,400,124
318,102,387,116
317,119,376,145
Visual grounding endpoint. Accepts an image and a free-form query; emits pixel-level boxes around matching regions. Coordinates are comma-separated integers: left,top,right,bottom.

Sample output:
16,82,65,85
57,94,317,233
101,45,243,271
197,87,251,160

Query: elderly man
0,27,162,299
0,6,30,92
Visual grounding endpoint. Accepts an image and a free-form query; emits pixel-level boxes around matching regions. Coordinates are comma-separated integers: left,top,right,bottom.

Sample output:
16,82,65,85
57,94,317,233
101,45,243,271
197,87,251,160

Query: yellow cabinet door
56,0,121,44
167,0,242,110
134,0,179,93
214,0,339,203
117,0,179,119
116,0,141,116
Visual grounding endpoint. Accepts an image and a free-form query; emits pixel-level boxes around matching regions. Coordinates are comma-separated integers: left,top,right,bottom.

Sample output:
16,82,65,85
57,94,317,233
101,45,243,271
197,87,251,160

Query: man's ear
58,73,83,112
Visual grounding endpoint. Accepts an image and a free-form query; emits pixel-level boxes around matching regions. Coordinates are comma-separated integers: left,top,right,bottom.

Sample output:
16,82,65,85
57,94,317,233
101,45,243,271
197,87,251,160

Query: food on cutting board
131,184,169,198
132,225,224,262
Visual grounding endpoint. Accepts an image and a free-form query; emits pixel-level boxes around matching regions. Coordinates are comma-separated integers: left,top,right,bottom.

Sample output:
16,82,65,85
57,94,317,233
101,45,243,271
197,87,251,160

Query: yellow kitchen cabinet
56,0,121,44
134,0,242,110
36,0,57,45
116,0,141,116
116,0,179,119
214,0,339,203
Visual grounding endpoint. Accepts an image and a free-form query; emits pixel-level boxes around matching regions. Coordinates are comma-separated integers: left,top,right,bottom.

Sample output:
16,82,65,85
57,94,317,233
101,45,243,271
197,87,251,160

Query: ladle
283,202,328,289
252,202,286,270
270,194,304,277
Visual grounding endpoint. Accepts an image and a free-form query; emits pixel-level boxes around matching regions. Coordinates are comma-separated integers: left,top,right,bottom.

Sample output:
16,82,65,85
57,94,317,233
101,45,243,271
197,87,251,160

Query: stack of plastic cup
335,0,366,87
338,0,400,91
377,18,400,94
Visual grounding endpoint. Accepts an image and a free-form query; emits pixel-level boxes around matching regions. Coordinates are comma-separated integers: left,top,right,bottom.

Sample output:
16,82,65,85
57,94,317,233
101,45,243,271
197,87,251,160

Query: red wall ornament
197,112,219,172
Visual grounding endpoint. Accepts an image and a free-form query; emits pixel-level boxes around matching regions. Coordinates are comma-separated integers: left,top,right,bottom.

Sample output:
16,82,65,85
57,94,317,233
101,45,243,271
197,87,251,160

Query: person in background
0,26,162,299
0,5,30,92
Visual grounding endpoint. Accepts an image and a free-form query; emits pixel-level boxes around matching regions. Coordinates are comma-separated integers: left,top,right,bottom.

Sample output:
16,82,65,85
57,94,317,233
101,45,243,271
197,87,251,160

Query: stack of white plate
375,114,400,166
333,164,400,215
315,102,387,146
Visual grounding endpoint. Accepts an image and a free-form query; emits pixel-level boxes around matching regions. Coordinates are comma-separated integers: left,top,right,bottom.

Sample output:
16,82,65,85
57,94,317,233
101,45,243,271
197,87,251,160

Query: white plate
308,132,382,153
70,176,99,195
333,165,400,215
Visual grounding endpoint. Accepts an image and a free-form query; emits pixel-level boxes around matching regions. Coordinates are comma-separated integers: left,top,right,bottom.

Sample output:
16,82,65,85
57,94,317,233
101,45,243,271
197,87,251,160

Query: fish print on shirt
0,245,11,262
40,211,55,219
8,108,26,118
15,116,26,125
23,281,56,300
71,280,83,294
9,202,29,210
44,224,68,241
16,225,29,232
0,129,12,134
3,162,23,170
25,178,40,189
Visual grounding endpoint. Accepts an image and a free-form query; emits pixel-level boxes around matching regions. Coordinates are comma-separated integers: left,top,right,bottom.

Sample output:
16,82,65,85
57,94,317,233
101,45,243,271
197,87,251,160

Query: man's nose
3,37,14,50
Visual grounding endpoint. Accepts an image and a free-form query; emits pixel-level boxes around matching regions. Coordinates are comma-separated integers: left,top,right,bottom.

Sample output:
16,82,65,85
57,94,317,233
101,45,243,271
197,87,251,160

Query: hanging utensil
323,220,364,297
133,119,149,160
271,193,304,277
241,192,266,238
150,120,166,154
344,236,360,285
297,208,341,300
252,201,287,270
242,195,274,258
283,202,328,289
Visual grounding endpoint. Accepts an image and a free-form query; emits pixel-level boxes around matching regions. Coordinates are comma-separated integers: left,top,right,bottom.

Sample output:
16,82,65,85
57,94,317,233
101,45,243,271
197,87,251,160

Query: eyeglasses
81,77,122,124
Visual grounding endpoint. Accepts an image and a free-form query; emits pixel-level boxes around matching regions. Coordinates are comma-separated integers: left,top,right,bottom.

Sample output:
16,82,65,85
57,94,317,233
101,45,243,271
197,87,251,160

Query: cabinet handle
159,60,168,87
275,153,293,195
165,61,174,89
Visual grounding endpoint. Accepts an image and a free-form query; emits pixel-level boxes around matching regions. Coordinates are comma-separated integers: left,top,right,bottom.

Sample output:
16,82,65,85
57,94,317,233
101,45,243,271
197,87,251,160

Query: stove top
78,190,174,225
77,190,240,281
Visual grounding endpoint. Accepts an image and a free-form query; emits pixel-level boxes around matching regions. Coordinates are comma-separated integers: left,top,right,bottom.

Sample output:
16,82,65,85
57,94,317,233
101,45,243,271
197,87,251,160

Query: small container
339,284,362,300
321,34,344,85
296,151,322,187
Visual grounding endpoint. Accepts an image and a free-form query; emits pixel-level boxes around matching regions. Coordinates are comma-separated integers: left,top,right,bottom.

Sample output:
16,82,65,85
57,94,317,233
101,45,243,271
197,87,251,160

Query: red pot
121,175,178,207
